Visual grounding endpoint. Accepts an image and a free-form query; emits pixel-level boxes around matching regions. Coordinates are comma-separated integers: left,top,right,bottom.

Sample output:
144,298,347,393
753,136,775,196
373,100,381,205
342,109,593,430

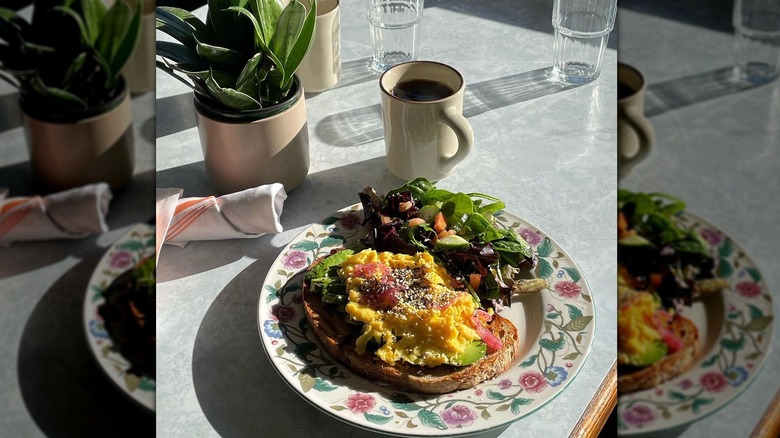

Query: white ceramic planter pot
194,77,310,194
21,82,135,192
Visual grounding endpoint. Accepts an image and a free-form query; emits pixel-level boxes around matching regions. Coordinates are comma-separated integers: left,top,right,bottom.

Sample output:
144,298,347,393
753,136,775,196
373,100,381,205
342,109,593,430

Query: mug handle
619,106,655,178
438,106,474,175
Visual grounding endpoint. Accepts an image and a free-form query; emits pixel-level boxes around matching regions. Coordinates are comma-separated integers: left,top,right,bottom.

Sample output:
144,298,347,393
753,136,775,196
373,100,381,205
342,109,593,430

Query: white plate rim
257,203,597,436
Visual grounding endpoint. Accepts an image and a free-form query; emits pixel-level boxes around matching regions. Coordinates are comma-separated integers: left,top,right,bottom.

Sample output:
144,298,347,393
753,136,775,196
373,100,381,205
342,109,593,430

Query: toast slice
302,256,521,394
617,314,699,394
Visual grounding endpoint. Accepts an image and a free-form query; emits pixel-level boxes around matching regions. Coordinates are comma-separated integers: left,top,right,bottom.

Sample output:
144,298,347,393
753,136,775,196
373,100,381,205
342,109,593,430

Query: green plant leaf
54,6,92,49
271,0,306,66
195,38,245,68
155,6,210,50
278,0,316,89
252,0,284,47
236,52,263,94
157,41,205,67
81,0,107,45
206,74,261,110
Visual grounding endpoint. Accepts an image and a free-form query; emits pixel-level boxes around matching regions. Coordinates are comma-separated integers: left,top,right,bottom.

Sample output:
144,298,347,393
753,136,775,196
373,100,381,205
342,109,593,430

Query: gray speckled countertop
155,1,616,437
617,5,780,438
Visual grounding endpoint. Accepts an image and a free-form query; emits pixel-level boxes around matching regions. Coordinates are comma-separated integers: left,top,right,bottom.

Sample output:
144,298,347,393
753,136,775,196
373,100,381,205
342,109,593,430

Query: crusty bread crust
302,256,520,394
617,315,699,394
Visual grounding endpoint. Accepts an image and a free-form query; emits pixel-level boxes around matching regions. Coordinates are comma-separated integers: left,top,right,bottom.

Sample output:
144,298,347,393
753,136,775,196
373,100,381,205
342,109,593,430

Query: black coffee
392,79,454,101
618,82,636,99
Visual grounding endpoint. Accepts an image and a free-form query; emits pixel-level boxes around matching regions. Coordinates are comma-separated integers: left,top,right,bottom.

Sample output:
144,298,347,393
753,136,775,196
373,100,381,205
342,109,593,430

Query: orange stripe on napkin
0,208,34,237
165,197,216,241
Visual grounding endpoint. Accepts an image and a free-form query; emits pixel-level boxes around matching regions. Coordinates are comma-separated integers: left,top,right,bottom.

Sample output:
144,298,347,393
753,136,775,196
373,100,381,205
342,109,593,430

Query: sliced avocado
622,339,668,367
618,234,652,246
451,341,487,366
417,204,440,223
434,234,470,251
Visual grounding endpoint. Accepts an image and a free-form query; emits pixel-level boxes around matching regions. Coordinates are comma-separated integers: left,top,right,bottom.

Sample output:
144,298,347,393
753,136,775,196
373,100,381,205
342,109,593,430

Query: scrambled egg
617,287,664,365
341,249,481,367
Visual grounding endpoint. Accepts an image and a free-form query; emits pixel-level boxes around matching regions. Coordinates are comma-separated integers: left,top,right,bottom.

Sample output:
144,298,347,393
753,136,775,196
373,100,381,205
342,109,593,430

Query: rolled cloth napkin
156,183,287,250
0,183,112,247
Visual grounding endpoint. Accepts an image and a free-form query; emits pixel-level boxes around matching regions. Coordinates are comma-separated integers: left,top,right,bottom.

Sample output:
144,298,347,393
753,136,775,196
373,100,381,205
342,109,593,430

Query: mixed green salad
306,178,541,311
618,189,720,308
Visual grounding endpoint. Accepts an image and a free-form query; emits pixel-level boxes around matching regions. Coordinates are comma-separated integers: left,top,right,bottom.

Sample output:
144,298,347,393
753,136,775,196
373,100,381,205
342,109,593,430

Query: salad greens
305,178,538,309
618,189,717,307
358,177,536,307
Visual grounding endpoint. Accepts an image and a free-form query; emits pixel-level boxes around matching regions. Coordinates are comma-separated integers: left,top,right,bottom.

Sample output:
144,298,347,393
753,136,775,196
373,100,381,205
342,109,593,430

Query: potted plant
0,0,142,192
155,0,317,194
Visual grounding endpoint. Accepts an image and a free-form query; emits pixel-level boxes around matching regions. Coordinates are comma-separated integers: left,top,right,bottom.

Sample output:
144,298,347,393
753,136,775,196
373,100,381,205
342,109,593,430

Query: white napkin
156,184,287,250
0,183,112,247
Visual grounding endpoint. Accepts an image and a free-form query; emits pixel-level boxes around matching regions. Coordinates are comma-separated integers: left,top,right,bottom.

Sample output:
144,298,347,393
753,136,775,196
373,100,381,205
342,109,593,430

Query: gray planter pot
20,79,135,192
194,77,310,194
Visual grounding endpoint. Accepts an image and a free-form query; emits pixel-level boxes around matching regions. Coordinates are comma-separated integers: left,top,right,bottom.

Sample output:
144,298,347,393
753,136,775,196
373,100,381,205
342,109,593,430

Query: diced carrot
407,217,426,227
437,230,450,240
433,211,447,233
469,273,482,291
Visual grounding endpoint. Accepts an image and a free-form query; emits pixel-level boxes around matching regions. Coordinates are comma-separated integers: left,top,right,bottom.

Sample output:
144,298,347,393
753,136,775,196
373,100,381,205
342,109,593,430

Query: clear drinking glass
551,0,617,84
366,0,424,73
733,0,780,84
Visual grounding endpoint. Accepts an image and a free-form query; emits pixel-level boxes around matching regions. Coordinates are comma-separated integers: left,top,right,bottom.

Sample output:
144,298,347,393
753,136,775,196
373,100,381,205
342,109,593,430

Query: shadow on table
0,91,22,133
17,251,154,438
190,258,510,438
644,66,769,118
316,66,581,148
619,0,734,34
156,91,197,138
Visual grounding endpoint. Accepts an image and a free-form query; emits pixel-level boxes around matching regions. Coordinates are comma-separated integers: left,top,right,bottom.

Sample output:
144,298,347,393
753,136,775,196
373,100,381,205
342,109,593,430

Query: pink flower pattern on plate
736,281,762,299
441,405,478,427
346,392,376,414
555,281,581,299
519,228,542,246
109,250,133,270
518,370,548,393
700,371,728,392
699,228,722,246
622,404,657,427
282,250,308,270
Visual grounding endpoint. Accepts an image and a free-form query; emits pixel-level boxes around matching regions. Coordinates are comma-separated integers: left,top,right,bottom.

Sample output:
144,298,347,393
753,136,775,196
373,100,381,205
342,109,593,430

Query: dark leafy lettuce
357,178,535,307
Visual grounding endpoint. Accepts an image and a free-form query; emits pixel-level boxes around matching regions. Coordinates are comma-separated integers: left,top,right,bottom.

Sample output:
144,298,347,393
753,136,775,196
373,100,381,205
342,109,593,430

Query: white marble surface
156,1,617,438
618,6,780,438
0,5,156,435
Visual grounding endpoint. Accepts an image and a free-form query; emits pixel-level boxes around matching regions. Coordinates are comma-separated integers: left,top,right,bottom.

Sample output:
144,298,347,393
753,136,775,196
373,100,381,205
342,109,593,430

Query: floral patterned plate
617,213,774,436
83,222,156,412
258,204,595,436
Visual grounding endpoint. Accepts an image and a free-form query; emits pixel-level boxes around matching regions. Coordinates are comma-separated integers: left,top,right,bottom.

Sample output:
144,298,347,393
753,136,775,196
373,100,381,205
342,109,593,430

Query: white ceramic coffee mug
297,0,341,93
618,63,655,180
380,61,474,182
